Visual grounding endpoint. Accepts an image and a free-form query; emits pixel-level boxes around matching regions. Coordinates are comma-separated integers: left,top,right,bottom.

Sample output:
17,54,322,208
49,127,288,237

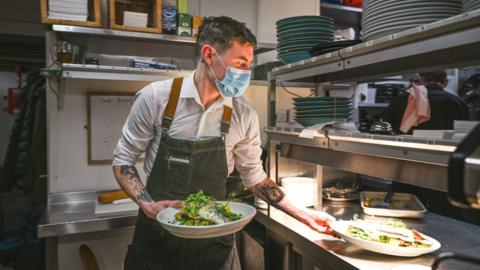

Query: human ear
201,45,215,65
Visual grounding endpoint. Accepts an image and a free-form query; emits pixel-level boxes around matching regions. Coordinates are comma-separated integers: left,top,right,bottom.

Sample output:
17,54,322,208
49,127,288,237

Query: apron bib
124,78,241,270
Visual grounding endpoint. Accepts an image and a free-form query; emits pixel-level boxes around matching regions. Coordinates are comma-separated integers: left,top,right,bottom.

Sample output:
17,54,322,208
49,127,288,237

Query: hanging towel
400,84,431,133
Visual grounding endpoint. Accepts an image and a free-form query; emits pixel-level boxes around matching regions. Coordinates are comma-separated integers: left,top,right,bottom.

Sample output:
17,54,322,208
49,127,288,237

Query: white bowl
281,177,317,207
156,201,257,239
330,220,441,257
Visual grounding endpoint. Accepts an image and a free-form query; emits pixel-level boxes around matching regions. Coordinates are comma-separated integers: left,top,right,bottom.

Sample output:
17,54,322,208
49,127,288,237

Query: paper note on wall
88,94,134,164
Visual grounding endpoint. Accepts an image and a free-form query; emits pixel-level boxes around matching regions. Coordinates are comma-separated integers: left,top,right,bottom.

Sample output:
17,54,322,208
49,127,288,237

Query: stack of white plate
362,0,462,40
464,0,480,12
281,177,317,207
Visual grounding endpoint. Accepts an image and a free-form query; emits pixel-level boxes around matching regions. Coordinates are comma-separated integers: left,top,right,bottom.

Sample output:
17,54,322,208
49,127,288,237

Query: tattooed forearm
115,165,153,203
250,178,285,204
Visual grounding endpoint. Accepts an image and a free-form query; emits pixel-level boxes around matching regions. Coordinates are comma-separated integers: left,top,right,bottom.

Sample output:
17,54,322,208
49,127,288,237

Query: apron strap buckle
161,116,173,136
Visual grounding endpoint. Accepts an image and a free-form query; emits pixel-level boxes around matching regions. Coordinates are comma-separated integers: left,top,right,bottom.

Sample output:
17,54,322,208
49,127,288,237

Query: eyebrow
238,56,252,63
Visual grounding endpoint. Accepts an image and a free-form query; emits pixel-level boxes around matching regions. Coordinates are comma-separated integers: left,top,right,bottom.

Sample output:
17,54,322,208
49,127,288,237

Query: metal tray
360,191,427,219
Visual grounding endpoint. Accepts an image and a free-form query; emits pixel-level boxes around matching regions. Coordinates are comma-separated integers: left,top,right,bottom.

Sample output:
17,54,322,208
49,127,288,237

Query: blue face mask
207,50,251,98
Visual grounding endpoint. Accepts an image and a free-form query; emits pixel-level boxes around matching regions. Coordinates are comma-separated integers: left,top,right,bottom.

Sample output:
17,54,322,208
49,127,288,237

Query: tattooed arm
113,165,180,219
249,178,335,235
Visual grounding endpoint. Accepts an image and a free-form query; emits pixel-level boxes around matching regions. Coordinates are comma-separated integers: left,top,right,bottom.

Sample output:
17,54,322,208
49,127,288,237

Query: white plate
364,0,461,17
362,11,459,29
330,220,441,257
156,201,257,239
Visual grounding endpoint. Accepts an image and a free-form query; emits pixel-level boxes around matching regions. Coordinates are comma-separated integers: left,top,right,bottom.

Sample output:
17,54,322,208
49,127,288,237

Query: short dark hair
420,71,448,84
196,16,257,58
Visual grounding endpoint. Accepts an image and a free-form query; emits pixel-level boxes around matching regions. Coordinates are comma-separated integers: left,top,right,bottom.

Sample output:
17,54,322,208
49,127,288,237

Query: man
382,71,469,220
112,16,334,270
382,71,469,134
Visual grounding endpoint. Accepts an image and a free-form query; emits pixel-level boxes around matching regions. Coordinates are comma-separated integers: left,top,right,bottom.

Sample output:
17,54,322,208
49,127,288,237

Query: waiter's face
203,41,254,81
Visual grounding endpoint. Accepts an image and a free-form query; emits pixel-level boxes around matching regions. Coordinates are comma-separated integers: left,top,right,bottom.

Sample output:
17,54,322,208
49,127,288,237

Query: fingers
308,221,334,235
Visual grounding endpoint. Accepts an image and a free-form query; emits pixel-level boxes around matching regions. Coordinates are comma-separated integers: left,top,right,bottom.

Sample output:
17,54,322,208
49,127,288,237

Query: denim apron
124,77,240,270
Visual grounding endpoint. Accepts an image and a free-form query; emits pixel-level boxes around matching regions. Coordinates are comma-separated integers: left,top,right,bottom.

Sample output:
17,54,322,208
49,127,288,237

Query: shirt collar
180,70,233,109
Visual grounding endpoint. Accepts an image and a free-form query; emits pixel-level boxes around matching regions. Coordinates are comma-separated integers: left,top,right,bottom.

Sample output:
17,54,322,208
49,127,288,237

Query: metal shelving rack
266,9,480,192
52,24,276,54
60,63,193,81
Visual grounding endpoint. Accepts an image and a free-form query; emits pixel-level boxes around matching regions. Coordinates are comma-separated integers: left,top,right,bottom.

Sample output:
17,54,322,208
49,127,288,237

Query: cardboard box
177,13,192,36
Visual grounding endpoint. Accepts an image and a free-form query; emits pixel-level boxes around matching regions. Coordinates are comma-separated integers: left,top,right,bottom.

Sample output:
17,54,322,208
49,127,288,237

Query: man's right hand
140,200,182,219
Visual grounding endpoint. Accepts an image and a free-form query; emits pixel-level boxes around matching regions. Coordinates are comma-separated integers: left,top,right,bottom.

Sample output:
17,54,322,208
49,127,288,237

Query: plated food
173,191,243,226
157,191,256,239
347,217,432,248
331,216,441,257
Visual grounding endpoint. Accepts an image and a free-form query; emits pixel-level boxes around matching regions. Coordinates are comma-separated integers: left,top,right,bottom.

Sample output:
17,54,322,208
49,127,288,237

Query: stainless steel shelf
53,24,196,44
271,9,480,83
266,128,457,191
52,24,276,54
61,63,193,81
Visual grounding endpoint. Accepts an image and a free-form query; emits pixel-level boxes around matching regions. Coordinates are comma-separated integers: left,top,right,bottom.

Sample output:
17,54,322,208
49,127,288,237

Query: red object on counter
342,0,362,8
7,87,25,114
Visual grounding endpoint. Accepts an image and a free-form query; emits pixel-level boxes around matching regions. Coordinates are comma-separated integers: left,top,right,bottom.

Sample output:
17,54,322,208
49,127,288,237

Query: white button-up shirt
113,71,267,188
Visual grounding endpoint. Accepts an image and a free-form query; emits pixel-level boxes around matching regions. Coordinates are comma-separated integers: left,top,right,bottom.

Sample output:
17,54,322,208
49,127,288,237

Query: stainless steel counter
255,203,480,270
38,191,137,238
38,191,480,270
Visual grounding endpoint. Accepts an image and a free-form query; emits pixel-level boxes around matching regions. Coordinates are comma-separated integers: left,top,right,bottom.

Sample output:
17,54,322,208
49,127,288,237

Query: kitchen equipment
276,16,334,64
293,97,353,127
448,123,480,209
94,199,138,217
254,196,268,209
361,191,427,219
309,40,362,57
361,0,462,40
463,0,480,12
378,190,394,208
156,202,256,239
97,190,128,204
369,119,394,135
323,182,359,202
54,41,73,63
281,177,317,207
85,57,99,65
79,244,100,270
330,220,441,257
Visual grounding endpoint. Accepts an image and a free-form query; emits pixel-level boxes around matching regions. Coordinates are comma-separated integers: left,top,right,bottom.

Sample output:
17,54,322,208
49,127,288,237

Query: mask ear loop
203,47,226,82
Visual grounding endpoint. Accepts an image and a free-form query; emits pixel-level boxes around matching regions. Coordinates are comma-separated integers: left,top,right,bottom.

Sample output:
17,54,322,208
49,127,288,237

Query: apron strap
221,105,233,138
161,77,184,135
161,77,233,138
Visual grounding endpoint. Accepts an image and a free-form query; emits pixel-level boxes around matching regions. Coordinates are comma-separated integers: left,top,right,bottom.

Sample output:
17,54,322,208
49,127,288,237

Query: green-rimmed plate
277,27,334,36
293,97,351,102
278,33,334,41
294,100,352,106
277,23,335,32
278,51,311,64
277,16,334,26
278,43,320,51
295,108,353,116
295,117,349,127
277,36,330,44
294,104,352,111
278,39,330,47
296,112,351,118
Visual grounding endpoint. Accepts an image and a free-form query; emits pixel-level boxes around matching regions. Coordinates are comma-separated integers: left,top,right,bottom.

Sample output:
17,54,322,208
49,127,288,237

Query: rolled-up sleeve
112,84,156,166
233,110,267,188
